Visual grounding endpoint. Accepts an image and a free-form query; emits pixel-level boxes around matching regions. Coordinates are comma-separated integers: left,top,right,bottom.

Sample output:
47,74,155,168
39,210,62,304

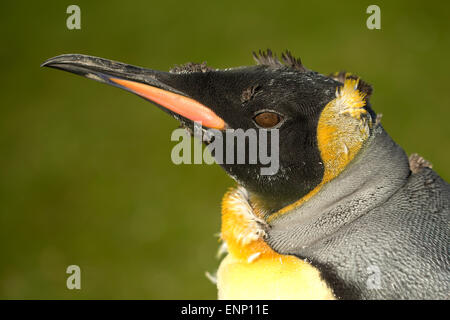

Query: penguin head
42,50,375,216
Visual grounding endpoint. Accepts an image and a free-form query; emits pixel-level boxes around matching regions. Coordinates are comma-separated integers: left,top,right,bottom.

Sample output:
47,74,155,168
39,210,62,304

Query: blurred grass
0,0,448,299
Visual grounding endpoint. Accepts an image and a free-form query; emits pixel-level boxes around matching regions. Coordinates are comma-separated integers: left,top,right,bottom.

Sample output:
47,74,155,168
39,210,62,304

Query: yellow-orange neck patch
217,187,335,299
220,187,273,261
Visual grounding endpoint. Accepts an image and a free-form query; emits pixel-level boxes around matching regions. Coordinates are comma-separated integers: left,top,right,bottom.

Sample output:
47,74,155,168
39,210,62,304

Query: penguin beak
41,54,226,130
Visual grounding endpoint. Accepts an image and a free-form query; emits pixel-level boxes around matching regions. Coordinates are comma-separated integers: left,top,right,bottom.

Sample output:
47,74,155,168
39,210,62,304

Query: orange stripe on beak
110,78,226,130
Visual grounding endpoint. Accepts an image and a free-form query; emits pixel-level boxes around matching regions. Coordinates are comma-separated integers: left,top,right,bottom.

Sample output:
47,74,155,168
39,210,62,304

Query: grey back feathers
267,126,450,299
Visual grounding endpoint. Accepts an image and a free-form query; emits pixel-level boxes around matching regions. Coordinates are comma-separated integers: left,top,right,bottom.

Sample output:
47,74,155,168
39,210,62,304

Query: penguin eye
253,111,283,128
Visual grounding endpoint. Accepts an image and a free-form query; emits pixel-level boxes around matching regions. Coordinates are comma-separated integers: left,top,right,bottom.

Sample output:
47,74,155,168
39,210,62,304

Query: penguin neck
265,126,412,250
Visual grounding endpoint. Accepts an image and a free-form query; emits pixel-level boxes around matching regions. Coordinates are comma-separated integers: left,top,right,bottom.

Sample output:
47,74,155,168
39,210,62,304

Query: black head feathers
170,61,212,74
252,49,307,72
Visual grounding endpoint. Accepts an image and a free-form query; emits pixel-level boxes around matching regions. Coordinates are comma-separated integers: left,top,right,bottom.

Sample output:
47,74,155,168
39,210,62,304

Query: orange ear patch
268,78,373,222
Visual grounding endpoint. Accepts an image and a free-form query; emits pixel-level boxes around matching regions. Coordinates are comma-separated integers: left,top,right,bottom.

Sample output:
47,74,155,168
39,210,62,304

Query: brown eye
253,112,282,128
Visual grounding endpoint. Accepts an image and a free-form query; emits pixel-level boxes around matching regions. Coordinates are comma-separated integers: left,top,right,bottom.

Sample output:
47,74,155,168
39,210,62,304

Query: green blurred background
0,0,448,299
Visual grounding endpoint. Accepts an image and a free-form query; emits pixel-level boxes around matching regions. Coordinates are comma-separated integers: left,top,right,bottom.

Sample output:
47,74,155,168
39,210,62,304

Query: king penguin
42,50,449,300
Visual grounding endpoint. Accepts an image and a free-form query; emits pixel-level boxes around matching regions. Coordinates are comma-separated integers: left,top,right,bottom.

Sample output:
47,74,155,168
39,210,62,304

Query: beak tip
41,54,81,69
41,57,54,68
41,56,63,69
